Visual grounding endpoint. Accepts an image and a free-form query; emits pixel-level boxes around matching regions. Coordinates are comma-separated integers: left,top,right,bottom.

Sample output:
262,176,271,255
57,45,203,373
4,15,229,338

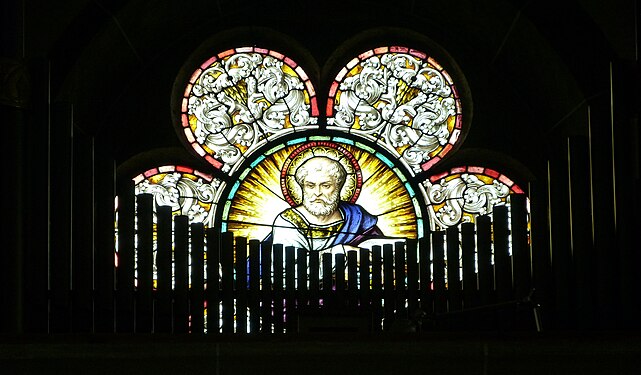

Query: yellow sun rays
226,142,418,242
354,149,418,239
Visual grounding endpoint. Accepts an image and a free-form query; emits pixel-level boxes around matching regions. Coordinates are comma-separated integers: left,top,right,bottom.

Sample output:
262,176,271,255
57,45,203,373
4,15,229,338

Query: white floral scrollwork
425,173,510,230
135,172,222,228
188,52,315,173
329,52,458,174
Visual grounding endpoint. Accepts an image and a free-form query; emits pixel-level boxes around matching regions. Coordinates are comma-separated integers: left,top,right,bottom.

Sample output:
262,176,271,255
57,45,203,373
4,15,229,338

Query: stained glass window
114,39,535,334
327,46,463,175
223,137,422,251
115,165,224,286
132,165,225,228
421,166,526,231
127,43,529,259
180,47,319,174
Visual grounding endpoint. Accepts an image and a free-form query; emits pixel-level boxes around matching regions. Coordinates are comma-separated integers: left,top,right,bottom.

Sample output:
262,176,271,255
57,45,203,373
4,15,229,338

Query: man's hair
295,156,347,188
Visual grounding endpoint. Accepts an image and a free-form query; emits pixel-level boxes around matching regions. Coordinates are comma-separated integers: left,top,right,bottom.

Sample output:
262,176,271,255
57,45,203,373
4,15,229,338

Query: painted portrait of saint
266,155,384,251
224,140,420,251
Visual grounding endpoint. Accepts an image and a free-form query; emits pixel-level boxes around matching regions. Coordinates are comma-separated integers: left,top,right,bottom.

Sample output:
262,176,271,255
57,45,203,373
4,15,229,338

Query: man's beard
303,191,340,217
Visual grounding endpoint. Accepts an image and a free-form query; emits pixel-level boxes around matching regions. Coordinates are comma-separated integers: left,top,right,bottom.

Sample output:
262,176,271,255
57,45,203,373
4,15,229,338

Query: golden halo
281,141,363,207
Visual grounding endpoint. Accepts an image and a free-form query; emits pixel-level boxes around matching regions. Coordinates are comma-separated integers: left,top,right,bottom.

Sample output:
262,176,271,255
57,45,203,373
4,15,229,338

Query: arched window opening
114,35,534,334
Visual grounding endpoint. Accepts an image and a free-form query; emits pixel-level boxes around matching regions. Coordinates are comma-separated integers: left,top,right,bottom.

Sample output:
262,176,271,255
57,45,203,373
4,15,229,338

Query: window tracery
132,165,225,228
327,46,463,175
422,166,525,230
115,38,531,333
181,47,319,174
134,42,528,239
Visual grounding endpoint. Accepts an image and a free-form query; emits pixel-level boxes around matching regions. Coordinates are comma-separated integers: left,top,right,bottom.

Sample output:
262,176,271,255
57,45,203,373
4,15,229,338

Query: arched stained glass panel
421,166,526,231
222,137,422,249
180,47,319,174
115,165,225,289
327,46,463,175
133,165,225,228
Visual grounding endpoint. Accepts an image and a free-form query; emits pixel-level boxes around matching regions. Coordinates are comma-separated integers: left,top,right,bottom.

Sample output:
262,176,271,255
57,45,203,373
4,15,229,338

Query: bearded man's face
301,170,340,217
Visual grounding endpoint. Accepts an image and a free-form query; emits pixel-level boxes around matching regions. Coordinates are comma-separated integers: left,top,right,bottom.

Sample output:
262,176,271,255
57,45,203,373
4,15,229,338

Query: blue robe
332,202,382,246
